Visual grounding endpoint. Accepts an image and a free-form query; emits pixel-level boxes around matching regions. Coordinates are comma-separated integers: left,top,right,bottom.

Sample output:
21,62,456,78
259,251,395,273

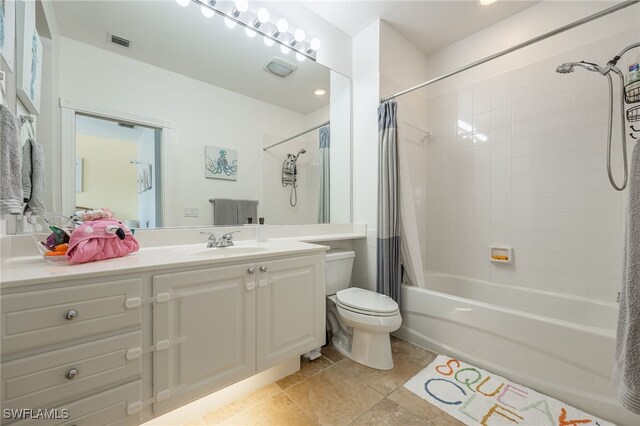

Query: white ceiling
301,0,540,55
52,1,331,115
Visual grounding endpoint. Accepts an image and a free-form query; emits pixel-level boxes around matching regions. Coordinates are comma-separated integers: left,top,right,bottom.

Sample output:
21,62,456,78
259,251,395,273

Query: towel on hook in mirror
22,138,46,215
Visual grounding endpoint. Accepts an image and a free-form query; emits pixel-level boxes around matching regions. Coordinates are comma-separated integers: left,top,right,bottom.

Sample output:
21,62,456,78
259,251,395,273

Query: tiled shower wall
423,28,639,303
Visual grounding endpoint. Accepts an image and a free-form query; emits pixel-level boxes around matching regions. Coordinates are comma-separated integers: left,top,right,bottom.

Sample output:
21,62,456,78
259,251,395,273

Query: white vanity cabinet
1,277,145,426
151,253,326,415
0,247,326,424
256,255,325,371
152,263,257,414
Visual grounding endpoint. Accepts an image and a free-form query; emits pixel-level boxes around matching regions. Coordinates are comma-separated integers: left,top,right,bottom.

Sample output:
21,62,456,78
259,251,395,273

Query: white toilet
325,249,402,370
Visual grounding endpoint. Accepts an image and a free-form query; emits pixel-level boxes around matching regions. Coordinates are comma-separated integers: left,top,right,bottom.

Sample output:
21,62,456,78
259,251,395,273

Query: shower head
296,149,306,157
556,62,576,74
556,61,606,74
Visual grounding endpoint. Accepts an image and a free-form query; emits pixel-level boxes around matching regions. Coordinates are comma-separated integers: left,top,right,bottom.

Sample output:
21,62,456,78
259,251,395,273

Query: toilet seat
336,288,399,317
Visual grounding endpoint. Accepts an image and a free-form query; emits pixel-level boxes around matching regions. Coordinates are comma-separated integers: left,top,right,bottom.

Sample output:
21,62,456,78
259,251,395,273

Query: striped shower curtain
318,126,330,223
377,101,401,303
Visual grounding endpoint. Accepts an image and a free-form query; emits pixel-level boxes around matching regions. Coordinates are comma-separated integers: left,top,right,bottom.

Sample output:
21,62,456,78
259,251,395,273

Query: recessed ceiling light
478,0,498,5
313,88,326,96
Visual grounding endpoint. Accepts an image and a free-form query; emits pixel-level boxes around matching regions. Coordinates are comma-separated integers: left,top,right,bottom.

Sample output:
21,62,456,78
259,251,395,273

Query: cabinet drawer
7,380,142,426
1,278,142,355
2,331,142,412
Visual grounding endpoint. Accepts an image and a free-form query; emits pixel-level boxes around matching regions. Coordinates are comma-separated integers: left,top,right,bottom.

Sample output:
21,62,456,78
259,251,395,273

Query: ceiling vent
265,57,297,78
110,34,131,49
118,122,135,129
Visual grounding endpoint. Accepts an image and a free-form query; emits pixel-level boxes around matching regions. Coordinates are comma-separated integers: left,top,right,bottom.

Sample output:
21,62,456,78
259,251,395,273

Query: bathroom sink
192,246,269,256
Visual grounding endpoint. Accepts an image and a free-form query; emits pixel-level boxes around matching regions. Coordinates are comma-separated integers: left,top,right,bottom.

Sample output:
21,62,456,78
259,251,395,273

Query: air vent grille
118,122,135,129
265,57,297,78
111,34,131,48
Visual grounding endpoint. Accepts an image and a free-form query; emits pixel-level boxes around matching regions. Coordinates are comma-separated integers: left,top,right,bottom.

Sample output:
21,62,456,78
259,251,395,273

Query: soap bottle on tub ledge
256,217,268,242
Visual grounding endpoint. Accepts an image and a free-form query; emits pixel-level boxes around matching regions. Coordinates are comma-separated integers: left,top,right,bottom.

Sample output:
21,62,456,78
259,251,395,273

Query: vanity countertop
0,240,329,289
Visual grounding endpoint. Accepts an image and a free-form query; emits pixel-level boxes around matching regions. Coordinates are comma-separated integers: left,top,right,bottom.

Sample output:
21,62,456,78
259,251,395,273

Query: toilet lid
336,288,399,315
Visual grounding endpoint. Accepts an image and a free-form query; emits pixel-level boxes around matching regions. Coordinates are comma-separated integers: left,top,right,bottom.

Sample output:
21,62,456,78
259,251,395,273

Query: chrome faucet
201,232,218,248
201,230,240,248
217,231,240,247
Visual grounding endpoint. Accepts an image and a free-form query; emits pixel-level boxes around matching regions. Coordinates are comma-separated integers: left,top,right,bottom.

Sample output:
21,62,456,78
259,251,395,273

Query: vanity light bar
187,0,320,61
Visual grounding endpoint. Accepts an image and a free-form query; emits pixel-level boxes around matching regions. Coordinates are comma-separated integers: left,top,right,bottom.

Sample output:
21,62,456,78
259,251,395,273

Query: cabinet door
256,254,325,371
153,264,256,414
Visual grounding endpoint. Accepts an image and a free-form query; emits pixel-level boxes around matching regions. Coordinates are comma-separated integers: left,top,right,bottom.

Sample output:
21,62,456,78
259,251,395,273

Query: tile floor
184,337,464,426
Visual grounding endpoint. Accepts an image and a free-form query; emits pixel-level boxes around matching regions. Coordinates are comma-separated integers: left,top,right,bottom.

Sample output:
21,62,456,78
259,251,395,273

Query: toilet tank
325,249,356,295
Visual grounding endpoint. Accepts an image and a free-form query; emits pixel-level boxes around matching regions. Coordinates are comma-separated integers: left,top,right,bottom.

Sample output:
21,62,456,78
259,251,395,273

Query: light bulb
296,53,306,62
257,8,269,23
478,0,497,5
235,0,248,12
276,18,288,33
176,0,190,7
224,17,237,28
294,29,306,42
263,37,275,47
245,27,257,38
201,5,215,17
313,88,326,96
310,38,321,51
280,44,291,54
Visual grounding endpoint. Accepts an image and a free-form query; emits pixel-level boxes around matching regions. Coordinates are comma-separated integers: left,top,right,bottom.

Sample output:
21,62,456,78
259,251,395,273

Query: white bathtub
395,273,640,425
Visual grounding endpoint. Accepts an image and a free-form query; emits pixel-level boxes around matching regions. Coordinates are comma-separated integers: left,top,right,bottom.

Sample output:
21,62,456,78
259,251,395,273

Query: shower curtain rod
263,121,330,151
380,0,639,103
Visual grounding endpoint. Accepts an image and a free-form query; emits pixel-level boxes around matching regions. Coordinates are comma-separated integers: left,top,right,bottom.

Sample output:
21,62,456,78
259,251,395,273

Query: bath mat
404,355,613,426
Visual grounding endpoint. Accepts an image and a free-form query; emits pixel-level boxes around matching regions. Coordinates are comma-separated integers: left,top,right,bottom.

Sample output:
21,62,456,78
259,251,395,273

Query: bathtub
395,273,640,425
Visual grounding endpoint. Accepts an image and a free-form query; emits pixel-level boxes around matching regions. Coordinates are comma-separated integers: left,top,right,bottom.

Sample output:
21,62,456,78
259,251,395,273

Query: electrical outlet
183,208,198,217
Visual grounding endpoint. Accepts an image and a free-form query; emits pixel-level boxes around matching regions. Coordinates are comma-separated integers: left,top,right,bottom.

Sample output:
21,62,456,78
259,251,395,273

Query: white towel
613,140,640,414
0,105,23,215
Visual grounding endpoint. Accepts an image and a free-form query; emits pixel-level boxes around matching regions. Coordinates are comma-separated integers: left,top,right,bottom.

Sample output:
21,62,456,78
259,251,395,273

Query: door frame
60,98,172,225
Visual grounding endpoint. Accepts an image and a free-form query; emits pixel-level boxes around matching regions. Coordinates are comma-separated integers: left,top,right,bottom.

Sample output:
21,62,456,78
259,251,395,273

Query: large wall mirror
48,0,351,228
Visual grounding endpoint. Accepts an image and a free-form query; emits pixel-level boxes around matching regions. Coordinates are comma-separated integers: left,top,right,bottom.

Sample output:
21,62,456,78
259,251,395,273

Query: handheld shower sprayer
556,59,628,191
282,148,306,207
555,61,606,74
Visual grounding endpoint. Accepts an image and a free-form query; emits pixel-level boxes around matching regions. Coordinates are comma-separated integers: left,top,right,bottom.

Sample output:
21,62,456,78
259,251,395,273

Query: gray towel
22,139,46,214
614,141,640,414
237,200,258,225
0,105,23,215
213,199,238,226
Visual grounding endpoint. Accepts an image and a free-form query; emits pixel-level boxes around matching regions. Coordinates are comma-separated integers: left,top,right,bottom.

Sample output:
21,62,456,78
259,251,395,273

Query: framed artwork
205,145,238,181
16,0,41,114
0,0,16,71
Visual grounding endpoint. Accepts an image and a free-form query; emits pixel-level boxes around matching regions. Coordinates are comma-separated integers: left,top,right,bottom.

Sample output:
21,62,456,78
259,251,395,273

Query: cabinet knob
64,310,78,320
247,267,255,274
65,368,79,380
260,266,268,273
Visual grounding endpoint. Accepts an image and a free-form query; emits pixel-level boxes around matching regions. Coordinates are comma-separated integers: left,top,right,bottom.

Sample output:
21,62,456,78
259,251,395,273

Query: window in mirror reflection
75,114,162,229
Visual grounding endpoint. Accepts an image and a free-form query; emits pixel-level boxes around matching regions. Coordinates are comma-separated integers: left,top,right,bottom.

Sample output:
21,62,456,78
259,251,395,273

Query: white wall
418,2,640,303
350,20,381,291
58,36,312,227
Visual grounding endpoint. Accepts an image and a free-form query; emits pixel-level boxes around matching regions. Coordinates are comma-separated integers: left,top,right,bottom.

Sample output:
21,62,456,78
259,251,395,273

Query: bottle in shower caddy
256,217,268,242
